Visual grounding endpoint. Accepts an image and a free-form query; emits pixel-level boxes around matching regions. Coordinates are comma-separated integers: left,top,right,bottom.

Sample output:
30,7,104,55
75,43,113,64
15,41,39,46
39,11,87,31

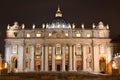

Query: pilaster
45,44,48,71
18,44,24,72
62,45,65,71
30,44,35,71
52,45,56,71
69,44,72,71
41,45,44,71
5,44,11,64
82,44,87,71
73,44,77,71
93,44,100,72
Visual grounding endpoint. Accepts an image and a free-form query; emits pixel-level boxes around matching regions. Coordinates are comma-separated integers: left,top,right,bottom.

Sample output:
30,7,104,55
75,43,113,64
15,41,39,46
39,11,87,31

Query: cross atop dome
55,5,62,17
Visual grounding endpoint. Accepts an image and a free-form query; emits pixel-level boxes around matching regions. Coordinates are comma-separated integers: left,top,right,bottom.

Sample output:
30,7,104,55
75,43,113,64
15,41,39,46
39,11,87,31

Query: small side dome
10,21,19,30
97,21,105,29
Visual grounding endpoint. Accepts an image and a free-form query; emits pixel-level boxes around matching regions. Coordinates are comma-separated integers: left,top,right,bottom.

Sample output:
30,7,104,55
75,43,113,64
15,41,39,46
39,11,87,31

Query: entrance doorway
11,56,17,72
57,65,61,71
77,60,82,71
35,60,40,71
49,65,52,71
56,60,61,71
65,65,68,71
99,57,106,73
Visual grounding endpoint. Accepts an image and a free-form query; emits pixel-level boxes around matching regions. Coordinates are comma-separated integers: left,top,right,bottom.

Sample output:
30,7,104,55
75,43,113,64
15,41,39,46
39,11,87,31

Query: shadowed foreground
0,72,120,80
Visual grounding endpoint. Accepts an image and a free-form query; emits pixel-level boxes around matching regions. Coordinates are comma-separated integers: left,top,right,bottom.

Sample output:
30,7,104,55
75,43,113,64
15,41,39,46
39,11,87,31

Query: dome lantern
55,5,62,17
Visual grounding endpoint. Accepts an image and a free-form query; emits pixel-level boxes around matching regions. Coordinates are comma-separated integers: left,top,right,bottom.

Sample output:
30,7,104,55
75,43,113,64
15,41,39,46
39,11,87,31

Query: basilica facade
5,7,112,73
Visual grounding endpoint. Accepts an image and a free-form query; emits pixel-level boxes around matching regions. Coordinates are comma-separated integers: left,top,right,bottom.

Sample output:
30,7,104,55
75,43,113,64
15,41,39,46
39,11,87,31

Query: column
41,45,44,71
106,45,112,74
73,45,77,71
107,45,112,64
93,44,100,72
69,44,72,71
5,44,12,72
52,45,55,71
18,44,24,72
5,44,10,64
62,45,65,71
45,44,48,71
83,44,87,71
30,45,35,71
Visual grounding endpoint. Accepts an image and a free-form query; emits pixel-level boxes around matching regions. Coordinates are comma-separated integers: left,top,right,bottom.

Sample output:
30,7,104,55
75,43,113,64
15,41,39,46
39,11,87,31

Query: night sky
0,0,120,55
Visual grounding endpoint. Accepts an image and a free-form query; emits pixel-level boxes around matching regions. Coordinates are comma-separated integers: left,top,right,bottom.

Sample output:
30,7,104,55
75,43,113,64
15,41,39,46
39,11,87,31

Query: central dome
48,17,71,29
46,6,71,29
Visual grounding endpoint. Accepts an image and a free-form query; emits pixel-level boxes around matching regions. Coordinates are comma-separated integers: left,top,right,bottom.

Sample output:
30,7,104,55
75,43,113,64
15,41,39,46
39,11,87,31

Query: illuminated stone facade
112,36,120,74
113,54,120,74
5,6,112,73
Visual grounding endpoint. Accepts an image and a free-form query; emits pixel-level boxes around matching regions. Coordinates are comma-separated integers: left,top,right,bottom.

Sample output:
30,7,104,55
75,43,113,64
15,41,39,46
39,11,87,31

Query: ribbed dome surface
47,17,70,29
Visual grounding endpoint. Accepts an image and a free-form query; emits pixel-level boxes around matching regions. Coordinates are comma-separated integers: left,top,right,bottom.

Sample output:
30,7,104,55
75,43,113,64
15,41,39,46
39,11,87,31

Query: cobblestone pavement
0,71,120,80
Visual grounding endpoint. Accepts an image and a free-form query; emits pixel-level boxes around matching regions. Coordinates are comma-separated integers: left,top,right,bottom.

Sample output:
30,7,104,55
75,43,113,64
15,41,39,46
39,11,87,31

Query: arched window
99,31,104,37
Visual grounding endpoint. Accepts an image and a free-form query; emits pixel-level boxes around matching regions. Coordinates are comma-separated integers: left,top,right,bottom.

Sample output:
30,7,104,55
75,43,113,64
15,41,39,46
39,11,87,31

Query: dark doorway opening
57,65,61,71
65,65,68,71
49,65,52,71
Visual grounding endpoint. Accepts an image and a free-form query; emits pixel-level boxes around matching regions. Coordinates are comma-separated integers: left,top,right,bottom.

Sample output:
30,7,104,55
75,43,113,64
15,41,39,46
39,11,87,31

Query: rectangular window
100,45,104,54
65,33,68,37
87,34,91,37
65,46,68,54
36,33,41,37
49,46,52,54
36,45,41,55
99,31,104,37
56,47,61,54
12,45,17,54
49,33,52,37
76,33,81,37
76,46,81,55
26,33,30,37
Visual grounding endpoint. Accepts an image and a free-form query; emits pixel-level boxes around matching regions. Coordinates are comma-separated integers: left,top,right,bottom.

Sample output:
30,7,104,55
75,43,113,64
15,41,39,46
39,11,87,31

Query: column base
69,70,74,71
44,70,48,72
73,70,77,72
18,69,23,72
30,70,35,72
52,70,56,72
61,70,66,72
40,70,44,72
